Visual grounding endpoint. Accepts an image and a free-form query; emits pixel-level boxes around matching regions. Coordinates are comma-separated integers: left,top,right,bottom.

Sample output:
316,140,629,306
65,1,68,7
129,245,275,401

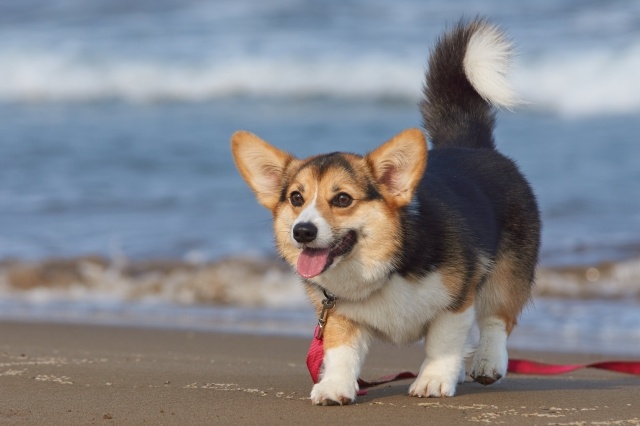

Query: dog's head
231,129,427,299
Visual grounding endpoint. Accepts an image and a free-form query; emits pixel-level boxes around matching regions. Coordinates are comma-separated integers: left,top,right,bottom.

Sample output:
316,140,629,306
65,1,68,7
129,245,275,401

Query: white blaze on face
291,188,337,279
291,188,333,248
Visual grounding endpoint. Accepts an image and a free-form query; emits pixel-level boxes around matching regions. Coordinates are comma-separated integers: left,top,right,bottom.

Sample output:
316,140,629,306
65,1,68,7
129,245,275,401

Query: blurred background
1,0,639,355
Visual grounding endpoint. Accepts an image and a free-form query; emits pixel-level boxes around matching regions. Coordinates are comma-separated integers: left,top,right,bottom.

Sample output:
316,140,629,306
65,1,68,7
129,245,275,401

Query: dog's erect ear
231,131,294,211
366,128,427,207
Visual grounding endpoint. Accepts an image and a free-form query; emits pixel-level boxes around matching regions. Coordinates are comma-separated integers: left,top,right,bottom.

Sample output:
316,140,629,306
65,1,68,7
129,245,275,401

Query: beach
1,320,638,425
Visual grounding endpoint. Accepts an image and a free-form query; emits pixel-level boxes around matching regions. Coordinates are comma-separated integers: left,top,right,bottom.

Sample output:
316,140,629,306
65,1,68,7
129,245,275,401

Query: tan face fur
231,129,427,300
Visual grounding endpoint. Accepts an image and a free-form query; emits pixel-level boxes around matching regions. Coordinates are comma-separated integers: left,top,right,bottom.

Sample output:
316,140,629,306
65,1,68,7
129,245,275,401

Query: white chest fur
335,272,452,345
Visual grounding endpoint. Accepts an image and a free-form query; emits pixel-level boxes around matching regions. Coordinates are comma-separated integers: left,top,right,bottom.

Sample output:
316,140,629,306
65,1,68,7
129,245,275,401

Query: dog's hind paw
470,357,506,386
470,348,508,386
471,372,501,386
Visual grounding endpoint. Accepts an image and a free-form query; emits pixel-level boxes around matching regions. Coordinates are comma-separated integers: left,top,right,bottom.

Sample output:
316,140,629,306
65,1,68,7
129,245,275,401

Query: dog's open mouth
296,230,357,279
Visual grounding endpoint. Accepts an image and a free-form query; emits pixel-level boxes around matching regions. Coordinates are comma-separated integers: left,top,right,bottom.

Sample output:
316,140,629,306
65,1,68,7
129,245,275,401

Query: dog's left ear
231,131,295,211
366,128,427,207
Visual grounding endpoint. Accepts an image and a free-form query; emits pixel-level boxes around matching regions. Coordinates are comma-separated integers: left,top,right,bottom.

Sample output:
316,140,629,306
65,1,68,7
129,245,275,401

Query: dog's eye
332,192,353,208
290,191,304,207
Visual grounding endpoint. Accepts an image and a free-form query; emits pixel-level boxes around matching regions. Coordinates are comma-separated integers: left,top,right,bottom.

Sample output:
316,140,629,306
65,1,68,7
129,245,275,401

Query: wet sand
1,320,638,425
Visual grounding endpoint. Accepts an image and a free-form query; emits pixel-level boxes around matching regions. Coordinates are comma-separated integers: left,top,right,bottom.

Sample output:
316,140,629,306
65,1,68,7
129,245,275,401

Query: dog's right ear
231,131,295,211
366,128,427,207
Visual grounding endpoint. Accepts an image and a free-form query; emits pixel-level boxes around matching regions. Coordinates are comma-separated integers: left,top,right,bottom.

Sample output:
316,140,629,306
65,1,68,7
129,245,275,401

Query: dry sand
1,320,638,425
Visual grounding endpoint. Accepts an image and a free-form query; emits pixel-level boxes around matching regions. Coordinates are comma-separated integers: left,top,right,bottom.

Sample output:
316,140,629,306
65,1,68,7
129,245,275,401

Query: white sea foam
1,256,639,309
0,256,308,309
1,46,639,116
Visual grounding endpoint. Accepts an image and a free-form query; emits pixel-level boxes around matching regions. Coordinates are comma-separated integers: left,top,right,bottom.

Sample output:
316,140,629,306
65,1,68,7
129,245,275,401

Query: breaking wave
1,46,639,117
1,255,639,309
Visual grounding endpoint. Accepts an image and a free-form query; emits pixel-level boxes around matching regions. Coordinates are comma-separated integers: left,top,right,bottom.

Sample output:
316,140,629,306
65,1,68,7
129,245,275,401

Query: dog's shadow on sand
358,375,639,403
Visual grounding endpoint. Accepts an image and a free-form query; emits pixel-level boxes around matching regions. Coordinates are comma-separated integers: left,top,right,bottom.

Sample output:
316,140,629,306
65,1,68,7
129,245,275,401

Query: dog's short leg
409,306,474,398
310,314,370,406
470,316,509,385
472,252,535,385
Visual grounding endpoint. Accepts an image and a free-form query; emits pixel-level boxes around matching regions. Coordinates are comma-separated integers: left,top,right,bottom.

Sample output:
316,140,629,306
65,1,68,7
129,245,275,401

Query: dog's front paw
310,377,358,406
408,368,458,398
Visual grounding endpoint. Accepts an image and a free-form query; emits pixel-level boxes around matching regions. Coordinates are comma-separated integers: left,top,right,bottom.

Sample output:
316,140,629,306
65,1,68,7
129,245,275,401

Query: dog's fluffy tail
421,18,518,150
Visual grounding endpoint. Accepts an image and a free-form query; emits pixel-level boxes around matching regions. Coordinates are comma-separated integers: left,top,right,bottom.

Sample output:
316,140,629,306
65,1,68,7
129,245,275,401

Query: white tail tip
463,23,519,109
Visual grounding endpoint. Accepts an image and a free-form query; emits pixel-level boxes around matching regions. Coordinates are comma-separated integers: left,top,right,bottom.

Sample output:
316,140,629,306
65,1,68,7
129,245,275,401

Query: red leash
306,326,325,384
307,326,640,396
506,358,640,375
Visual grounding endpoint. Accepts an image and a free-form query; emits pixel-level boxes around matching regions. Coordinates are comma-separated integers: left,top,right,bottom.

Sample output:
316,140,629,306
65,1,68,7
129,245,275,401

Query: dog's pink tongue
297,248,331,279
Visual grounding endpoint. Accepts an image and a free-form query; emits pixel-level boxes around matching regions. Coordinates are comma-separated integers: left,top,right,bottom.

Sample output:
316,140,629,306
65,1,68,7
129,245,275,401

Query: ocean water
1,0,640,355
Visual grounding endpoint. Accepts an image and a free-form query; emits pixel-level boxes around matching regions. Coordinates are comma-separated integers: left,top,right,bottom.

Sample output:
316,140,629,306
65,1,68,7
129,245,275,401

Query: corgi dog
231,18,540,405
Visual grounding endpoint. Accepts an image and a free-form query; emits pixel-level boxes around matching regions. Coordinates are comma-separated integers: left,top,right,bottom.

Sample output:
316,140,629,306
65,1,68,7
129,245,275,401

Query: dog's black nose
293,222,318,243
